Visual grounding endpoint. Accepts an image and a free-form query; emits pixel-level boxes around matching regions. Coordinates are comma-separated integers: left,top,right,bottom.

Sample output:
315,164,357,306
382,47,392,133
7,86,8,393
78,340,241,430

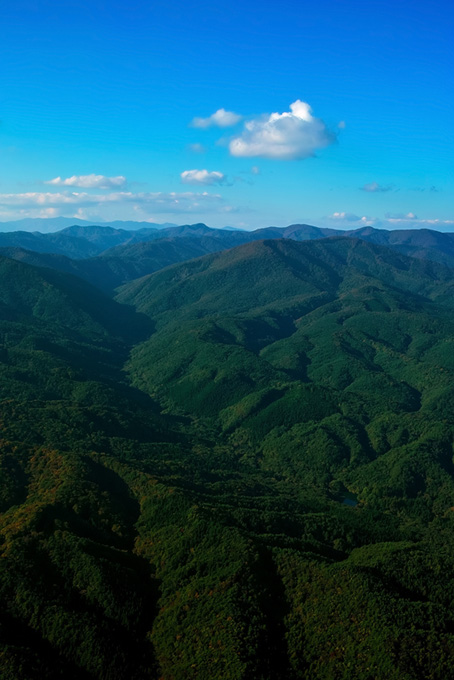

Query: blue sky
1,0,453,230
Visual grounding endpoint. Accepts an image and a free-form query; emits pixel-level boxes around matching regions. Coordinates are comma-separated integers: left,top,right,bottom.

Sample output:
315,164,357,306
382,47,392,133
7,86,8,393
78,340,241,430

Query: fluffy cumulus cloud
360,182,393,193
191,108,242,129
229,100,336,160
180,169,227,185
45,174,127,189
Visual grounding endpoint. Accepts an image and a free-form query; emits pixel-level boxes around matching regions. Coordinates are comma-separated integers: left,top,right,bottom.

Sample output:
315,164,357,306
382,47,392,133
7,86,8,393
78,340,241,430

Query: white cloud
360,182,393,193
327,212,376,227
329,212,373,223
180,169,227,186
191,108,242,129
329,211,362,221
229,100,336,160
45,174,127,189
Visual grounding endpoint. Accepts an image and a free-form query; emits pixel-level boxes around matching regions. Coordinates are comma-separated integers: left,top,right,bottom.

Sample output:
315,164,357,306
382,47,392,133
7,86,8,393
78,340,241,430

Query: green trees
2,238,454,677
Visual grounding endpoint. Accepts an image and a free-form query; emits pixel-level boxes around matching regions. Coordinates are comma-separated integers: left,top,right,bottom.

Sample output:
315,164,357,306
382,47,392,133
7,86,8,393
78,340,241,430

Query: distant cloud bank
45,174,127,189
0,190,229,221
327,210,454,230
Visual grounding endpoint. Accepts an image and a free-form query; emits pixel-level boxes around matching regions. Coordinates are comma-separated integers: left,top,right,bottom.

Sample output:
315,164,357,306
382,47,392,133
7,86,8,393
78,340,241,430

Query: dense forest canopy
1,225,454,678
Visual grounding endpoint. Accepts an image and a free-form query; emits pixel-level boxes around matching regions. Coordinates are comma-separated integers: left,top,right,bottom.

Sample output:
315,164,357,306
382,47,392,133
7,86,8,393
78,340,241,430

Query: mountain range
0,217,178,233
0,222,454,294
1,225,454,678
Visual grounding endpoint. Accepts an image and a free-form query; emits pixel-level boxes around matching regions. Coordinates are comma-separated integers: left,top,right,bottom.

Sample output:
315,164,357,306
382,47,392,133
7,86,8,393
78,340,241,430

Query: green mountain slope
87,235,251,290
0,235,261,292
0,255,152,341
119,238,454,500
0,257,180,678
117,236,454,321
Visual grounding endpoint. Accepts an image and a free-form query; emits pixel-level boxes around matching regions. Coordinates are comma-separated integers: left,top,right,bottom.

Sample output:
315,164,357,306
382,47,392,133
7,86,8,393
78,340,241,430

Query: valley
0,223,454,679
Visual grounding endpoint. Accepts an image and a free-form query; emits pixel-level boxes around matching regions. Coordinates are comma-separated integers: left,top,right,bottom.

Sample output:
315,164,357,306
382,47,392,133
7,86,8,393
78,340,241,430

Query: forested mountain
0,235,256,292
0,223,250,260
344,226,454,266
2,237,454,678
0,247,96,282
1,222,454,283
0,227,129,258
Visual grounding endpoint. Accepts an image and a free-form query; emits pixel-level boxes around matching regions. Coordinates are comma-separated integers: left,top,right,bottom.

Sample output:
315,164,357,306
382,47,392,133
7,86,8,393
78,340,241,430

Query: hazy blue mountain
253,223,341,240
0,229,122,258
0,217,175,233
0,226,147,258
103,220,177,231
0,223,244,258
0,217,92,233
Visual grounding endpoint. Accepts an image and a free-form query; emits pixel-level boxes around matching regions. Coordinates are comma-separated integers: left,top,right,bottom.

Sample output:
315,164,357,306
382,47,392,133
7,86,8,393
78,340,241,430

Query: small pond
342,492,358,507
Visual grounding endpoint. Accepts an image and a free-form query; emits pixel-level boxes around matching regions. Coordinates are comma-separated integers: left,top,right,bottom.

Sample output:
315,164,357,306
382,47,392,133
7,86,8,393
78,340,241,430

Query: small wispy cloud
188,143,206,153
325,210,454,231
191,108,242,129
360,182,394,193
385,216,454,227
329,212,371,223
45,174,127,189
385,212,418,220
410,185,439,193
229,100,336,160
180,169,227,186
